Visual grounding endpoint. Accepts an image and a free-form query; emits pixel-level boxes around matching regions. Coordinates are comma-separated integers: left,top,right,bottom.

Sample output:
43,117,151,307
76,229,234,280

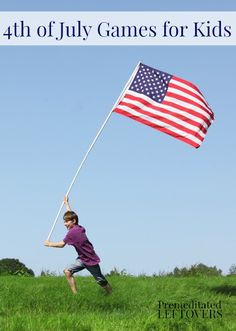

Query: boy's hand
64,196,69,204
64,195,71,211
44,240,51,247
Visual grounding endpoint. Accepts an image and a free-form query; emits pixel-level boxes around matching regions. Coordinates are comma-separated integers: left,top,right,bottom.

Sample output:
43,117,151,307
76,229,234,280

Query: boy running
44,197,112,294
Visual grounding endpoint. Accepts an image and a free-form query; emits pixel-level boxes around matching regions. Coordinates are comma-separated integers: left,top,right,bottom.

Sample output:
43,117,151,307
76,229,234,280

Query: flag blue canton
129,64,173,103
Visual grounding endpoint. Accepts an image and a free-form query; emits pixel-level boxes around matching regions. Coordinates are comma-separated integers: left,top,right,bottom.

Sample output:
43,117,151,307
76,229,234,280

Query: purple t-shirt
63,225,100,266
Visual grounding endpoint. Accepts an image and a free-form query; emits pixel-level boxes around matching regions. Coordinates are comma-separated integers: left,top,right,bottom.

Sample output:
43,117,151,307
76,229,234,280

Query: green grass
0,275,236,331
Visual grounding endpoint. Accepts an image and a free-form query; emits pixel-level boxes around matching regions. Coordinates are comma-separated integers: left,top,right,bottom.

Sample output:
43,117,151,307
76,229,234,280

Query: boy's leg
64,269,77,294
86,264,112,294
64,259,85,294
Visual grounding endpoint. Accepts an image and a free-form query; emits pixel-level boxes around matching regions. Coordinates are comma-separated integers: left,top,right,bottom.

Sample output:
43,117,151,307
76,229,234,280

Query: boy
44,197,112,294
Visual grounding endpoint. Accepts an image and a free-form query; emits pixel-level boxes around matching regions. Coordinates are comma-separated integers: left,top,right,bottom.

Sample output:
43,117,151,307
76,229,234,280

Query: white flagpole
47,62,141,240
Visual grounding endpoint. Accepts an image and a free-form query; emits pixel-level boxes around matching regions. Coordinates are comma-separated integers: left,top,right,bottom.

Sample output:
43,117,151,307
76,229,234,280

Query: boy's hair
63,211,79,225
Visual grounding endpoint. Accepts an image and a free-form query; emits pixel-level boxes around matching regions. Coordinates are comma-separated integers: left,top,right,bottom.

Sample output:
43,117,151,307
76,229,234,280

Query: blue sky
0,1,235,276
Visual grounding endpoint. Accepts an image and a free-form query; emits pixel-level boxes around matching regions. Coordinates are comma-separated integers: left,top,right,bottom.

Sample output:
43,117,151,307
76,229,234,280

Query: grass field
0,275,236,331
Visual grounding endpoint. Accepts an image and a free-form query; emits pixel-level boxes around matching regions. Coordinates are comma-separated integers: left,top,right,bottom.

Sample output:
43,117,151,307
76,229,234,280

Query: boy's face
64,219,76,230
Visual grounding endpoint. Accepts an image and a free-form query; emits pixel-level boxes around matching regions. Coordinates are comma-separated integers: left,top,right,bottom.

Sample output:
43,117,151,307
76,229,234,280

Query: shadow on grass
211,285,236,296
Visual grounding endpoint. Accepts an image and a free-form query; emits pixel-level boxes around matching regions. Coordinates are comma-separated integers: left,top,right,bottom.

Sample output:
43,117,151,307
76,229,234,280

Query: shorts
66,258,108,287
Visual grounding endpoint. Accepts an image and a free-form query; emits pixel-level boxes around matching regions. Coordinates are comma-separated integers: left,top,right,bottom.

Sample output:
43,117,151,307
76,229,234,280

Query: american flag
113,63,214,148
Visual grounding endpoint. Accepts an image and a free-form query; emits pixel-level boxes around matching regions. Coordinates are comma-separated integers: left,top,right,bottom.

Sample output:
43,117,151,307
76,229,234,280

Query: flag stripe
168,83,211,112
127,91,210,130
166,91,212,117
172,76,203,96
114,107,201,148
171,78,204,99
171,77,213,118
118,100,205,142
120,93,206,138
164,96,213,125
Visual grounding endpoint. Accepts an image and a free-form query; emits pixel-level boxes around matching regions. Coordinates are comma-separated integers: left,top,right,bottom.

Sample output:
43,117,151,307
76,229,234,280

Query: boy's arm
64,196,71,211
44,196,71,248
44,240,65,248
